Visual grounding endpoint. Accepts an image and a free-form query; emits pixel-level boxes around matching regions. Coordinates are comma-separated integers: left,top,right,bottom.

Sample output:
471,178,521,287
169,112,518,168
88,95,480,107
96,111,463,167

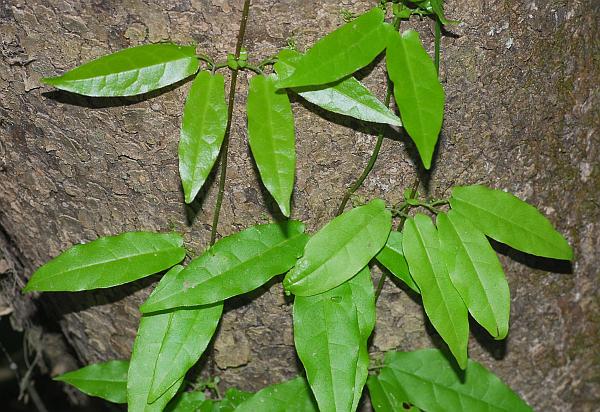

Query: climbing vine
24,1,572,411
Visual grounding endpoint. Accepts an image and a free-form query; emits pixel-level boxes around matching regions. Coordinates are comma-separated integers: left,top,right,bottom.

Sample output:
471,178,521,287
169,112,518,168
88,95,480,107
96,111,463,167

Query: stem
374,176,419,303
336,133,385,216
210,0,251,245
336,46,398,215
434,16,442,74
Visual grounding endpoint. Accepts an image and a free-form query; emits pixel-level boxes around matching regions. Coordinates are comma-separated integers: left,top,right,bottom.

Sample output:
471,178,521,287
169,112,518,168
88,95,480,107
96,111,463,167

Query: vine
22,1,572,411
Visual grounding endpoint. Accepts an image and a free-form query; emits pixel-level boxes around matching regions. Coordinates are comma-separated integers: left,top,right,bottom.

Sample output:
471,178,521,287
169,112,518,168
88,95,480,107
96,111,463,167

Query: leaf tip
421,155,433,170
41,76,60,86
279,203,291,218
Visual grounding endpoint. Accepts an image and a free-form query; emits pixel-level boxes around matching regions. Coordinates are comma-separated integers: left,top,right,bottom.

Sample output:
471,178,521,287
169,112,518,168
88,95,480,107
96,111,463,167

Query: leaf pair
274,50,402,127
273,6,444,170
283,200,387,412
124,222,308,408
367,349,532,412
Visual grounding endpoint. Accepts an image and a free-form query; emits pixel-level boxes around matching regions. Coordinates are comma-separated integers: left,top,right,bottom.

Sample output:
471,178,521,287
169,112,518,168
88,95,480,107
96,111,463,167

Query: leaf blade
403,214,469,368
54,360,129,404
276,8,390,89
140,221,307,312
437,210,510,339
165,390,206,412
247,74,296,216
128,267,222,411
23,232,185,292
235,377,318,412
347,267,376,412
275,49,401,126
386,30,445,169
43,43,199,96
450,185,573,260
179,71,228,204
377,349,533,412
145,272,223,402
375,231,420,293
293,269,374,412
367,373,421,412
284,199,391,296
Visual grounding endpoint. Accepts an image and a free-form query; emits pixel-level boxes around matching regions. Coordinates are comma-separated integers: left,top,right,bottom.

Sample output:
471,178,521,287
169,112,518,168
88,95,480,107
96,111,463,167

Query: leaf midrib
61,56,195,82
256,78,289,193
285,15,384,85
411,222,463,344
395,34,428,141
453,196,562,252
388,366,514,411
290,209,381,285
36,244,181,283
150,232,303,306
189,75,218,185
445,216,500,330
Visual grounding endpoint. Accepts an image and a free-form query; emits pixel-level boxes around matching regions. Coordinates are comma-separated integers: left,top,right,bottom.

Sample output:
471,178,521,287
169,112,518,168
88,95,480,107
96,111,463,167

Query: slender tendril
210,0,251,245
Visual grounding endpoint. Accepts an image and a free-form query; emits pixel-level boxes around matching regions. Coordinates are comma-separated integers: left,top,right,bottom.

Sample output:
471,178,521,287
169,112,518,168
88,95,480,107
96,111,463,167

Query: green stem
374,175,420,303
210,0,251,245
434,16,442,74
336,132,385,216
336,19,401,216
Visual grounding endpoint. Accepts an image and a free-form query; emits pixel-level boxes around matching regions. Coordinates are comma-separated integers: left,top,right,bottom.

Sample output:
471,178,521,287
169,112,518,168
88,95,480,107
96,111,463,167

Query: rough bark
0,0,598,410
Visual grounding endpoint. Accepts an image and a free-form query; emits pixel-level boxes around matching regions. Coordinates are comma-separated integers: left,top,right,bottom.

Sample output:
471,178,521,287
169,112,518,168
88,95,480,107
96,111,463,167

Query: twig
210,0,251,245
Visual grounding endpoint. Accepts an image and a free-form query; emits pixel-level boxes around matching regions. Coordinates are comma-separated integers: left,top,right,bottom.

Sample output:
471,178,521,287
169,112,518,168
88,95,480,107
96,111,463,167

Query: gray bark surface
0,0,598,410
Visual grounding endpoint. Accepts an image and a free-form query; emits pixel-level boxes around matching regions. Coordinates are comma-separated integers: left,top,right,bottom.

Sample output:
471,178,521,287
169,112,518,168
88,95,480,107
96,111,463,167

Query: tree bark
0,0,598,410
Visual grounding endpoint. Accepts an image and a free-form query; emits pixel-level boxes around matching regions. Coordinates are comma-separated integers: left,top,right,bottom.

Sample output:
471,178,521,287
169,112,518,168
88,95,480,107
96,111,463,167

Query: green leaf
274,49,401,126
276,8,391,89
375,231,420,293
284,199,391,296
348,267,376,411
184,388,252,412
367,374,421,412
247,74,296,217
429,0,459,25
145,270,223,402
450,185,573,260
216,388,253,411
23,232,185,292
165,390,206,412
140,221,308,313
402,214,469,368
293,267,375,412
376,349,533,412
437,210,510,339
386,30,445,169
235,377,318,412
54,360,128,404
128,267,223,411
43,43,199,96
179,71,228,204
